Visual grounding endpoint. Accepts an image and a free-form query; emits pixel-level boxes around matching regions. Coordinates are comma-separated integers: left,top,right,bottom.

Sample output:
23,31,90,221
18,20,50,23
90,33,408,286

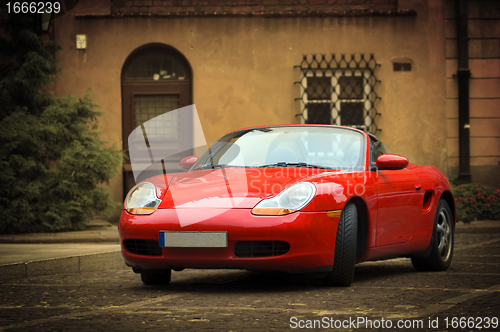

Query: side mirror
375,154,408,170
179,156,199,170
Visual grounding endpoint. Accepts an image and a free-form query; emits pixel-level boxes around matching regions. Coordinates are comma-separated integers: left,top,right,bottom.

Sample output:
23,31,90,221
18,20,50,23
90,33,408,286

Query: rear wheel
323,202,357,286
411,199,454,271
141,269,172,285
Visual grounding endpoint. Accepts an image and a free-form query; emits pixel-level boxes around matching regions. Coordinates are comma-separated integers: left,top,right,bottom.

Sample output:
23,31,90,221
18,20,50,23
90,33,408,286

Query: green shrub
0,11,122,233
453,183,500,222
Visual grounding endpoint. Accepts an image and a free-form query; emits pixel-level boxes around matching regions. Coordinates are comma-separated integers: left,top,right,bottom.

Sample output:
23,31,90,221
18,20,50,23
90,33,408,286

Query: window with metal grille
295,54,381,133
124,50,190,81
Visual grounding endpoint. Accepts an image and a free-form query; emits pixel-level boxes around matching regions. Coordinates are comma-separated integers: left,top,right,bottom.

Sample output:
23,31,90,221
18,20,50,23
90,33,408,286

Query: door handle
415,183,422,191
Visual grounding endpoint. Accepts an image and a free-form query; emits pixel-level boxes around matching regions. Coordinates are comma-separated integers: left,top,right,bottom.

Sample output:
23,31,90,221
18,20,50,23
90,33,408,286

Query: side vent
423,190,434,211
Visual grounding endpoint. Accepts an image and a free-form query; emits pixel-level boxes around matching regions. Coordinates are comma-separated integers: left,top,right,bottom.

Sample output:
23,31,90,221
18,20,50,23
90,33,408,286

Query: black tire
411,200,454,271
323,202,357,286
141,269,172,285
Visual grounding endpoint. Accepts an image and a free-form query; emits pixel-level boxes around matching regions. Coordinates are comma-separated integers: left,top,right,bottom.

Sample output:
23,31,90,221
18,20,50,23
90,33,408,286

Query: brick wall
110,0,402,17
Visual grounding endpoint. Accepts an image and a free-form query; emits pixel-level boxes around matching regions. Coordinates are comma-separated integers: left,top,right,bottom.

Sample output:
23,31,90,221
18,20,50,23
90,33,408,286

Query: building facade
51,0,500,214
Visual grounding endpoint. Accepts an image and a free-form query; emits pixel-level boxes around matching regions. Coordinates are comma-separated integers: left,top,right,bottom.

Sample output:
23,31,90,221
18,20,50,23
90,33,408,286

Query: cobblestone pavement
0,231,499,331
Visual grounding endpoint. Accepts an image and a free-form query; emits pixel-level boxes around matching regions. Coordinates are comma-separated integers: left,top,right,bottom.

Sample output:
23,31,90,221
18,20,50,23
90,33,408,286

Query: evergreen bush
0,11,122,233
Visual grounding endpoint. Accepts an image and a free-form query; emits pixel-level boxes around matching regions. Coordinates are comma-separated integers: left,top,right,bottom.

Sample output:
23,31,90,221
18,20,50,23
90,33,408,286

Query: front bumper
119,208,339,273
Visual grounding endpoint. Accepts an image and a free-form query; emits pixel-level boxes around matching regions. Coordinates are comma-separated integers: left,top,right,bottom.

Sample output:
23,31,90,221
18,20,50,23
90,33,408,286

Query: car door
369,139,423,246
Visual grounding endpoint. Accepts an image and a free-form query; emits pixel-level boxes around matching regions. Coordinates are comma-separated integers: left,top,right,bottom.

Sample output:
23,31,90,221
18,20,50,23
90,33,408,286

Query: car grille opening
234,241,290,258
124,239,162,256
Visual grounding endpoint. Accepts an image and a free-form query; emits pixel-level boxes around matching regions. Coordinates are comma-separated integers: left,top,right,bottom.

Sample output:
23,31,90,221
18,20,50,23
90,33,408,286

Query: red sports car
119,125,455,286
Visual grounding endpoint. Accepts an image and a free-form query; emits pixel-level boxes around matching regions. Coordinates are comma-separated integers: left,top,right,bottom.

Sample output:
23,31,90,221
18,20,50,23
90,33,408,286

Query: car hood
156,167,340,209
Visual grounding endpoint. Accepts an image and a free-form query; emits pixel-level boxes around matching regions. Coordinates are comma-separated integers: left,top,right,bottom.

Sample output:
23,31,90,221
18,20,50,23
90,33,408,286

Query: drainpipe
456,0,472,183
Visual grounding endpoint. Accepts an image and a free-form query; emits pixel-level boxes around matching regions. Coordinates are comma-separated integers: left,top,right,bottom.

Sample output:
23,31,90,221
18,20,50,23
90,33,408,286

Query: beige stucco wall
444,0,500,186
53,0,448,206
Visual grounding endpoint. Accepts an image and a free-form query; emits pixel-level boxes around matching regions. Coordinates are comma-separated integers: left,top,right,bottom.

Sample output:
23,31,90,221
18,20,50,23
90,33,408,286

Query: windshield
193,126,366,170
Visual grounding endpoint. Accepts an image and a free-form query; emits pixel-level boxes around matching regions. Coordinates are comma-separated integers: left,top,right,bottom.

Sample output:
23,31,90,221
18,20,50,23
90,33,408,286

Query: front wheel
141,269,172,285
323,202,357,286
411,199,454,271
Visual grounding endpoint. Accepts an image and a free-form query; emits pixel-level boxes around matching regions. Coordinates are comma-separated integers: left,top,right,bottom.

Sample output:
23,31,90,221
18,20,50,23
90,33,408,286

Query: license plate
159,231,227,248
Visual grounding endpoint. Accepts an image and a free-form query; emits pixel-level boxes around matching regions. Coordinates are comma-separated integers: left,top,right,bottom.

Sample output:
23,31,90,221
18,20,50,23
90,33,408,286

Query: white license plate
159,231,227,248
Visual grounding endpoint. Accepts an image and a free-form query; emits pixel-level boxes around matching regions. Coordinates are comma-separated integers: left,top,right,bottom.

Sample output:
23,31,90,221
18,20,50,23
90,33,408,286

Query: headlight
251,182,316,216
125,182,162,215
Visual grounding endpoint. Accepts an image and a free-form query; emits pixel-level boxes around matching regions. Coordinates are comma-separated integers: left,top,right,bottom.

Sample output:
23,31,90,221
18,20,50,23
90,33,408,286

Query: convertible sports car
119,125,455,286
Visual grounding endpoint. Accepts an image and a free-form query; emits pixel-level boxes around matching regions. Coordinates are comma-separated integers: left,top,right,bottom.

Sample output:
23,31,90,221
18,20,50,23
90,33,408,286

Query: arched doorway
121,44,192,196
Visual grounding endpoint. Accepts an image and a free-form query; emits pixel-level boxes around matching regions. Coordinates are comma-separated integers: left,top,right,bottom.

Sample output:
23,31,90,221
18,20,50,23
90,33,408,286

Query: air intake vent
423,190,434,211
124,239,162,256
234,241,290,258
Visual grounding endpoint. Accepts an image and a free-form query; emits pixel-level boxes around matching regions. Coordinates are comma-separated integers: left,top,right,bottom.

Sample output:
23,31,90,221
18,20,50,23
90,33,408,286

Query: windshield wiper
196,164,227,170
259,162,332,169
195,164,243,170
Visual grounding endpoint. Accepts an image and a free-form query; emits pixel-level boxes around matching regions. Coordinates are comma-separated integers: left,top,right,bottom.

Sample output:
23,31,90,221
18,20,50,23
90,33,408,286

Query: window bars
295,54,381,133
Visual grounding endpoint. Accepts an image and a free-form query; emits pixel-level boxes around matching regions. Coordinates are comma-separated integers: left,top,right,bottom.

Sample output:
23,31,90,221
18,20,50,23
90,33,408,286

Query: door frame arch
121,44,193,197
